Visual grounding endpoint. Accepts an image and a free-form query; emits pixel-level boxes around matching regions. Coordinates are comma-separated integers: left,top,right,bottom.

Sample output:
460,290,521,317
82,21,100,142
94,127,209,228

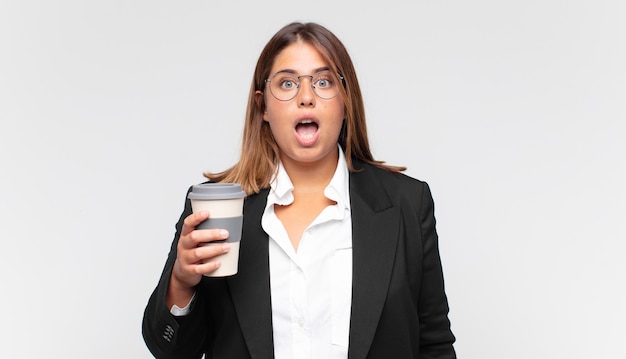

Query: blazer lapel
348,163,401,359
227,189,275,359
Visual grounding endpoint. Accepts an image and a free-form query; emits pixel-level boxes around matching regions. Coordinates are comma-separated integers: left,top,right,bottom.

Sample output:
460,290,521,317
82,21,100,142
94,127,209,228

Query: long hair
205,22,405,194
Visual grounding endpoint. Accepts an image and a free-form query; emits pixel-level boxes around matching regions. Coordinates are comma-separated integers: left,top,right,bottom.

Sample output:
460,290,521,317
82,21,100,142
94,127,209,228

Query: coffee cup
187,183,246,276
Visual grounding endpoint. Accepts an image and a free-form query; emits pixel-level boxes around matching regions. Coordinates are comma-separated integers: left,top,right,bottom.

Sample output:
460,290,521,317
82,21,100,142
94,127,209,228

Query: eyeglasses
265,70,344,101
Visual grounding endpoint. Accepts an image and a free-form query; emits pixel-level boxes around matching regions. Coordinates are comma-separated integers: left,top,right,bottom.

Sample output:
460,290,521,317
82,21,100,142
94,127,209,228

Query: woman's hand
166,211,230,308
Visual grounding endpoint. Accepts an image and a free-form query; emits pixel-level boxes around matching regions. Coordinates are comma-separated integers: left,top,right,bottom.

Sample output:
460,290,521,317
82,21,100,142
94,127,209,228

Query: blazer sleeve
142,187,210,359
417,183,456,359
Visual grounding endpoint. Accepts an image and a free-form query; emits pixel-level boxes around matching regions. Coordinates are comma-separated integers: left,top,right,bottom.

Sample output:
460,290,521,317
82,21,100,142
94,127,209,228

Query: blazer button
163,324,174,342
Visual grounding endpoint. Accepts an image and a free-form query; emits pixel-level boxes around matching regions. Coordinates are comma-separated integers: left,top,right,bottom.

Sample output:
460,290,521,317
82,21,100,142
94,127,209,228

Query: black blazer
143,160,456,358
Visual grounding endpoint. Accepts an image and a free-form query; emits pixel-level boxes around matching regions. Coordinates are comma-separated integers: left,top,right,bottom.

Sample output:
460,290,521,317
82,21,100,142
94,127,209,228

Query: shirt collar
267,145,351,211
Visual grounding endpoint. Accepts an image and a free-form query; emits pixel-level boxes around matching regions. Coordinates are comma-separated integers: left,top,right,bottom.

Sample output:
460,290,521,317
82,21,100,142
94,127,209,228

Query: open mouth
295,119,319,141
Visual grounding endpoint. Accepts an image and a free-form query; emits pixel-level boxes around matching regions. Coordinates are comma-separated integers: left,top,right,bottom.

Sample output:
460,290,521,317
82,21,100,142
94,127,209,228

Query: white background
1,1,624,358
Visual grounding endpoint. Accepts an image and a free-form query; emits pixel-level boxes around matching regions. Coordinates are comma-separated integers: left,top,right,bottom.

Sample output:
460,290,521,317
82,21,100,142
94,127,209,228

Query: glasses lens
269,73,298,101
311,71,341,99
268,71,342,101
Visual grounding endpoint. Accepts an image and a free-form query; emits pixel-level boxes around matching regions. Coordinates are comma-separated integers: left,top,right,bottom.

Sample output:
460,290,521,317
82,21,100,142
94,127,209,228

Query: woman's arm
417,183,456,359
142,188,230,358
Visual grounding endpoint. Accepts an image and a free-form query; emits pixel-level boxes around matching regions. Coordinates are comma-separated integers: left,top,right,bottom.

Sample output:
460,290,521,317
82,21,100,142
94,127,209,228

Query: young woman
143,22,456,359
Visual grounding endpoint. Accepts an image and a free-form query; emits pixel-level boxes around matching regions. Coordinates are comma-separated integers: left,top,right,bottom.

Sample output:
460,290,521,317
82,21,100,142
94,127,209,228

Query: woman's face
262,41,345,170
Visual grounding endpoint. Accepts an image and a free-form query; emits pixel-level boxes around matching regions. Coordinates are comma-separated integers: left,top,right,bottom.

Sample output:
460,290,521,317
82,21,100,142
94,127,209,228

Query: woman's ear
254,90,264,108
255,90,268,122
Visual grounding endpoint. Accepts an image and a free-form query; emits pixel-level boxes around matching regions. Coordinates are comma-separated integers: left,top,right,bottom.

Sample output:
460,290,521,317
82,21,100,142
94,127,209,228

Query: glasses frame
264,70,345,102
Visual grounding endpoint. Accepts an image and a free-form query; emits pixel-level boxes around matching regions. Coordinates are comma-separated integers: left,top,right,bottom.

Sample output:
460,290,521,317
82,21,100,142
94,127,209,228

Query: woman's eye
316,78,331,88
280,79,297,89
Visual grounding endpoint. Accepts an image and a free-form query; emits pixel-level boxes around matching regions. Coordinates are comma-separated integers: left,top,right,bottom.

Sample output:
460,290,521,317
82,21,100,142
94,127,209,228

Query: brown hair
205,22,405,194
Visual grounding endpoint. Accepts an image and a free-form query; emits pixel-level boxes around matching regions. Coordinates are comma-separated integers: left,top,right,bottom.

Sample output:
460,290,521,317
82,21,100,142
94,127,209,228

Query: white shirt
262,149,352,359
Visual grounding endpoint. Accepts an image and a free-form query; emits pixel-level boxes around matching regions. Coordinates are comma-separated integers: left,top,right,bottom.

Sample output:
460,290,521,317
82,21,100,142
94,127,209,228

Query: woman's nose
297,77,316,106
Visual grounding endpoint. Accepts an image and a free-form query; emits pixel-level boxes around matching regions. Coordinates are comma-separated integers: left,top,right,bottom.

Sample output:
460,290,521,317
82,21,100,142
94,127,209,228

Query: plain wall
1,0,624,357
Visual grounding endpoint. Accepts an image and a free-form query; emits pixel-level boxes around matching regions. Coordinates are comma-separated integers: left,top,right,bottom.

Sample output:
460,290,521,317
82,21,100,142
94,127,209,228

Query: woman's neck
279,151,338,191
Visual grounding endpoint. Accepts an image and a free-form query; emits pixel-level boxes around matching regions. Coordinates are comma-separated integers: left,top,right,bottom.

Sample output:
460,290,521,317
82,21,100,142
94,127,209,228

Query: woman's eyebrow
273,67,331,75
312,66,331,73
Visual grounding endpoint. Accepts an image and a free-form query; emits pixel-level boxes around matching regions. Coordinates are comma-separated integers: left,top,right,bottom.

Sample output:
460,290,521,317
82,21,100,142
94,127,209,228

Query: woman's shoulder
351,160,432,208
357,160,428,189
